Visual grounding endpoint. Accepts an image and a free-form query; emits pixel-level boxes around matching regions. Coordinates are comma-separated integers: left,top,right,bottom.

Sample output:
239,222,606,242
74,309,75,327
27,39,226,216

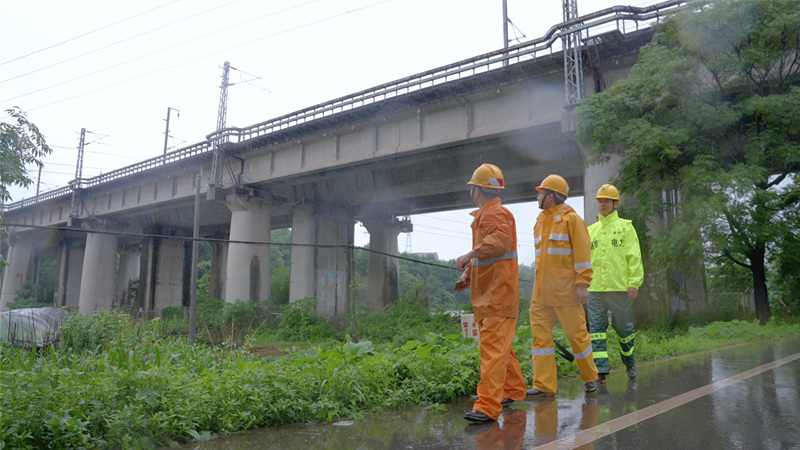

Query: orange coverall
530,203,599,394
468,197,527,420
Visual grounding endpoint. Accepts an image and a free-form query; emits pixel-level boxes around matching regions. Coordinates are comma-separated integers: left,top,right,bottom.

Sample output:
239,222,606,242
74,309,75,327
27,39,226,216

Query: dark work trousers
587,291,636,374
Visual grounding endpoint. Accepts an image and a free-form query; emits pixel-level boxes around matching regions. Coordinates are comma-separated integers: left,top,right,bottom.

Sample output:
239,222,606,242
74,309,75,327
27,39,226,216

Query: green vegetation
576,0,800,324
0,304,796,448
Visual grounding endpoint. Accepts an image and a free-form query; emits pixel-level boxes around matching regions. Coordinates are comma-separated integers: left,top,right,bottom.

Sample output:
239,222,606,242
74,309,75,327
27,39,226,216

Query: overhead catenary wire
0,222,461,271
0,222,534,283
1,0,304,103
3,0,386,113
1,1,238,85
0,1,179,66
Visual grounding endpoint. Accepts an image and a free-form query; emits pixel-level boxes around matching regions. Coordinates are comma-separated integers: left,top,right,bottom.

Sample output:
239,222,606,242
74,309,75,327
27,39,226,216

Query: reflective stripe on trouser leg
587,294,611,374
473,316,528,420
555,303,599,383
606,291,636,368
618,331,636,367
530,302,558,394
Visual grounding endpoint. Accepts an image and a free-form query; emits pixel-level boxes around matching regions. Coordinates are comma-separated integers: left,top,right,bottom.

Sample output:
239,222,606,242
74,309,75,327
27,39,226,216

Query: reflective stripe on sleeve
575,262,592,270
547,248,573,255
534,236,542,245
473,250,518,266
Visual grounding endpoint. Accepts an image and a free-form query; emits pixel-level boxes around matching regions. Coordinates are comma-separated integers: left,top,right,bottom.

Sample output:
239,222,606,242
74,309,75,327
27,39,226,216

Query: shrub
276,298,340,342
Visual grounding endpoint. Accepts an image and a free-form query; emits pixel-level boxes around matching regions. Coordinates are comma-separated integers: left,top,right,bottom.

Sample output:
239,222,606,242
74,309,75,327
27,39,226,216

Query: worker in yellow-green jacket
587,184,644,383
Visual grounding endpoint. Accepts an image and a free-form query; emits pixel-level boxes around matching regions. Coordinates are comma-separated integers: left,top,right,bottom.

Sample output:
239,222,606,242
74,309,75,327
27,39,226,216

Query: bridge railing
2,0,685,213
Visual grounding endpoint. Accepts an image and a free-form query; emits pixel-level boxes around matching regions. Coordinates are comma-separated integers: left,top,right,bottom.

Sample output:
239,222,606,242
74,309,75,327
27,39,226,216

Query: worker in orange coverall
527,174,599,398
456,163,528,423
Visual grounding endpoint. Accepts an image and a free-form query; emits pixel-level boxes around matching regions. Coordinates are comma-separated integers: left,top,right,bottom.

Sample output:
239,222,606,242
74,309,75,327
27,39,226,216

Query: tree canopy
576,0,800,323
1,107,52,266
0,107,51,205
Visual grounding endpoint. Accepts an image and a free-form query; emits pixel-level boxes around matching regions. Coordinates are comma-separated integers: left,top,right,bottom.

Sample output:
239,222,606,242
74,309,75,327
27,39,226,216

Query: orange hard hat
467,164,505,189
536,174,569,196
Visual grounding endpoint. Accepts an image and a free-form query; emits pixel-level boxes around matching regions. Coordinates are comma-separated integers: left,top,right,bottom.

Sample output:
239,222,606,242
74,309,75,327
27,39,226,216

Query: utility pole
189,173,201,343
502,0,509,67
563,0,584,105
163,107,180,155
36,165,42,196
70,128,86,220
209,61,231,194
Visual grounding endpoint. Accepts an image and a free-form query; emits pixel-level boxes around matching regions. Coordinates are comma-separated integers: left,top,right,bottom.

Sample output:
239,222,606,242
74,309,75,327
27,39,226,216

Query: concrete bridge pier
116,244,141,307
583,155,623,225
138,226,190,315
289,202,354,321
77,231,117,314
55,236,84,309
362,216,411,313
225,195,271,303
0,235,34,308
208,239,227,301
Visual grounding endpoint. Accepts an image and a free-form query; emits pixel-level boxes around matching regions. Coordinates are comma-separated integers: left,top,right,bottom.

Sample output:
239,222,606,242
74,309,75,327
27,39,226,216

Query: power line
8,1,388,113
0,1,179,66
0,222,461,272
1,0,313,102
2,1,236,84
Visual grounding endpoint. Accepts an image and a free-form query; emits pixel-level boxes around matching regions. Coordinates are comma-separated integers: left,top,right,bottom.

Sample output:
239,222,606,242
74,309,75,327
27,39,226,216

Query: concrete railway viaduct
0,2,696,320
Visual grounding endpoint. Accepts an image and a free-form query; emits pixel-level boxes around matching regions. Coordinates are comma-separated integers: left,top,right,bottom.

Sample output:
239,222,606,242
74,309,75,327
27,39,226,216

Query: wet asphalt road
175,335,800,449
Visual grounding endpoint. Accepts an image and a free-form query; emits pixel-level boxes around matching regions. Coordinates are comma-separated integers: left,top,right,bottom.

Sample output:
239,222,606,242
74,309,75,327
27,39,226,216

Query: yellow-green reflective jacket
587,210,643,292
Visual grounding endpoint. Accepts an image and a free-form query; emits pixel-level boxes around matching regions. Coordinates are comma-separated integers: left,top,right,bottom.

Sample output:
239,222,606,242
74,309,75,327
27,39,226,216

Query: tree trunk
749,246,771,325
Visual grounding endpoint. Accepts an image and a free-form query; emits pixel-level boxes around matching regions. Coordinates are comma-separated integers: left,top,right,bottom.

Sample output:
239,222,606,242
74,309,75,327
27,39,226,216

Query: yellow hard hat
467,164,505,189
536,174,569,196
596,184,620,202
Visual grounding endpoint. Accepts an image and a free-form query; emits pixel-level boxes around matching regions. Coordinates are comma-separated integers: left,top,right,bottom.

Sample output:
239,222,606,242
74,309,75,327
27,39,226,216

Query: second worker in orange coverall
528,174,599,397
456,164,528,423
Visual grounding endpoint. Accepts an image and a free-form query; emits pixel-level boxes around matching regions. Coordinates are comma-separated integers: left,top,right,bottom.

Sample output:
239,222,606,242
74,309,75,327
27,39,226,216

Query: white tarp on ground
0,307,68,348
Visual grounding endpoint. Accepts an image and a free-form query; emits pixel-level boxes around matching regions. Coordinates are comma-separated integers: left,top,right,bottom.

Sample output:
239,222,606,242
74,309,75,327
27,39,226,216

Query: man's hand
456,249,479,271
576,286,589,304
628,287,639,300
455,270,470,291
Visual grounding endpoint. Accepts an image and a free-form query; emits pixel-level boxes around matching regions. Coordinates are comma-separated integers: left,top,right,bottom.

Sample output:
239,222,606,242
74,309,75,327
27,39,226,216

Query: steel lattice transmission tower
210,61,231,190
563,0,584,105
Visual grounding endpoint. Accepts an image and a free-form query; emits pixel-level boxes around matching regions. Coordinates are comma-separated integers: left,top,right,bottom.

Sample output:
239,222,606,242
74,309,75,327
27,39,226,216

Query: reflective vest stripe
473,250,518,266
575,262,592,270
532,347,555,356
534,237,542,245
547,248,573,255
549,233,570,241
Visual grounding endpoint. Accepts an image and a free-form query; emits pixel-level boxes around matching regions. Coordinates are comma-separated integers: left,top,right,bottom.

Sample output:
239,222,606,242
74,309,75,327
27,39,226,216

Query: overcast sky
1,0,651,265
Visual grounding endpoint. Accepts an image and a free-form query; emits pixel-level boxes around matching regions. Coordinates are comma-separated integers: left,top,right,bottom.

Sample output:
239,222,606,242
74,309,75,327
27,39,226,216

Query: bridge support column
78,232,117,314
139,227,189,315
0,235,33,308
209,240,227,301
56,236,85,309
362,216,411,313
583,155,622,225
225,196,271,303
116,245,140,307
290,203,315,302
289,202,354,320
